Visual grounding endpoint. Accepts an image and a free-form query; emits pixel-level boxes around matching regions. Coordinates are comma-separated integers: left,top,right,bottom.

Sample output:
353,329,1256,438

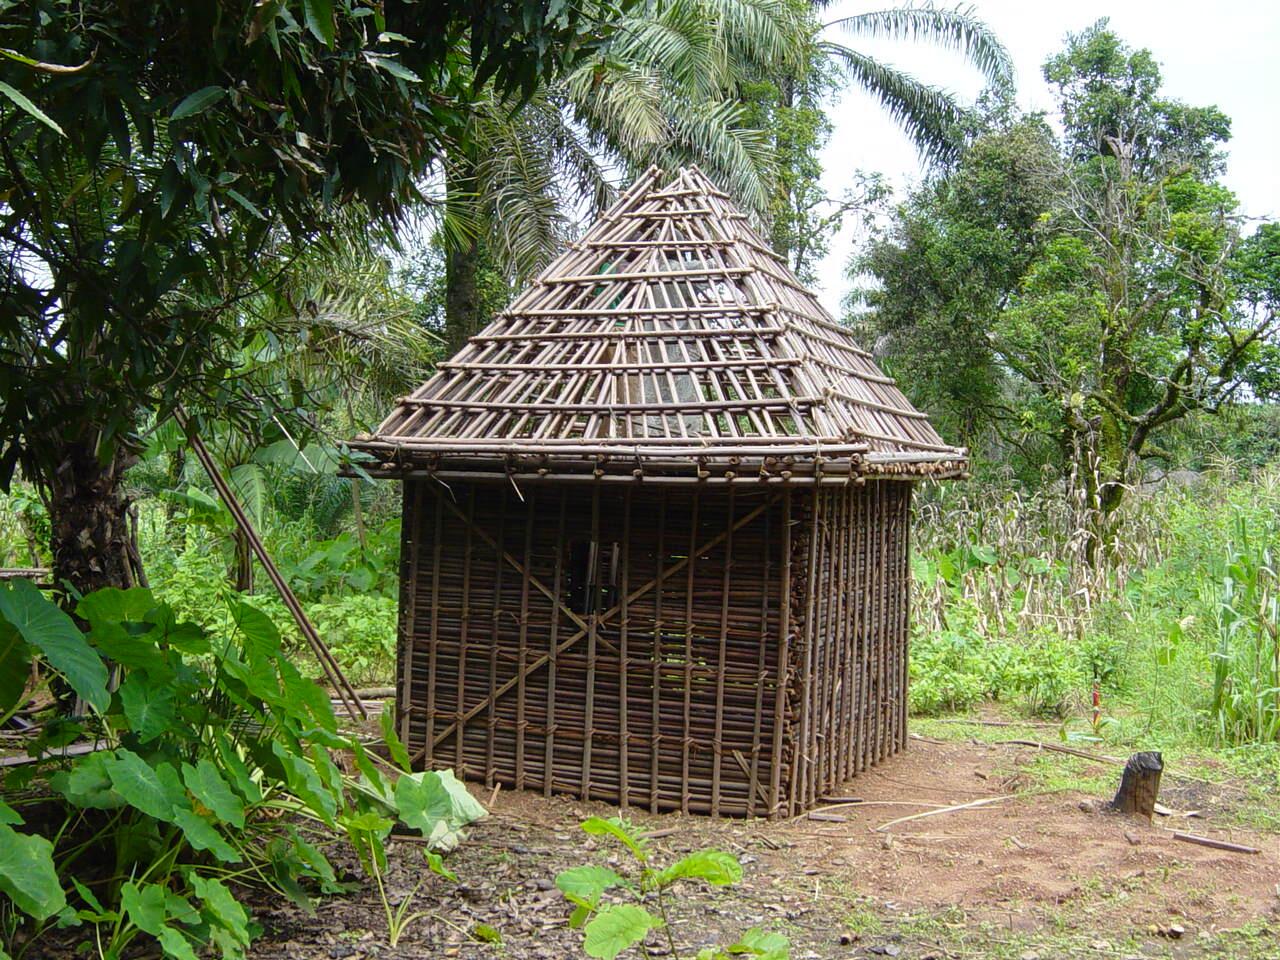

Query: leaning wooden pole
175,410,366,722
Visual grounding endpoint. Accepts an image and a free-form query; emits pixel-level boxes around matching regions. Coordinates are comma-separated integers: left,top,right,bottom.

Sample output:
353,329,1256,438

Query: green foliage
307,594,398,685
854,23,1280,527
0,583,484,956
0,804,64,923
556,817,788,960
821,4,1012,165
910,465,1280,750
0,0,627,597
282,525,402,599
0,483,48,569
0,579,109,714
1209,518,1279,745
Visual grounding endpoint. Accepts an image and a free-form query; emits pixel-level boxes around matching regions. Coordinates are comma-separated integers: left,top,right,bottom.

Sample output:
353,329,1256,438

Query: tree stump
1110,751,1163,820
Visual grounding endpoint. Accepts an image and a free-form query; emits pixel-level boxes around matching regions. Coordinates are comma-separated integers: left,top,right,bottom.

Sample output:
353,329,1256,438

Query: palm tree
819,3,1013,164
437,1,1013,349
438,0,809,349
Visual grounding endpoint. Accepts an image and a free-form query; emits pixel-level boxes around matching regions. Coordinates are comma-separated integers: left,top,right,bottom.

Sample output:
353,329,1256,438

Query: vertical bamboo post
747,497,771,817
650,492,668,813
710,486,734,816
423,487,443,759
887,485,902,755
804,488,824,810
900,485,913,750
544,490,568,796
455,486,476,774
580,484,602,800
855,488,865,773
846,486,864,778
397,480,423,751
770,489,792,817
824,488,847,794
515,488,535,791
680,494,700,814
865,486,879,772
485,493,507,788
830,486,851,791
877,482,891,762
868,482,882,765
810,490,829,798
618,487,632,810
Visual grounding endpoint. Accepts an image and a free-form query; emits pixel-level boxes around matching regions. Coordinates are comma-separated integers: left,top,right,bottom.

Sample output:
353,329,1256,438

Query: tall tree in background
748,1,1014,280
0,0,622,597
855,22,1280,552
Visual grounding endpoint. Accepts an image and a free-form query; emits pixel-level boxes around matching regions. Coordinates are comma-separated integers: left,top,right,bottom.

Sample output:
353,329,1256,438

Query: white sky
814,0,1280,314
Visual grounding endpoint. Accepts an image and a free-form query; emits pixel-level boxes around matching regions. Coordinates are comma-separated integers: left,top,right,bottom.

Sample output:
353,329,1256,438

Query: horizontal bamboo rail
394,396,823,414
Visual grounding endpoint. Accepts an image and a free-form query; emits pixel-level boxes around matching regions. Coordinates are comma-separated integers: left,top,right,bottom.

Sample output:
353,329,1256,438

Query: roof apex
353,167,965,483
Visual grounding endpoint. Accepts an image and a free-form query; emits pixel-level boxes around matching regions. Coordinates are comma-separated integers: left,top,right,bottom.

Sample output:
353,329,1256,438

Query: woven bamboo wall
396,479,911,817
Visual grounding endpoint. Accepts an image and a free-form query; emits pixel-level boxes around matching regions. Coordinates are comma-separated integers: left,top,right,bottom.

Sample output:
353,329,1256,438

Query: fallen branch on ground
792,799,949,822
1171,832,1260,854
997,739,1126,764
875,795,1015,832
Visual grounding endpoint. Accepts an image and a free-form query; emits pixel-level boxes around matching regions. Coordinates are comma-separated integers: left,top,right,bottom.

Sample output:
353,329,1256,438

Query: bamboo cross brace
432,489,592,638
424,494,780,751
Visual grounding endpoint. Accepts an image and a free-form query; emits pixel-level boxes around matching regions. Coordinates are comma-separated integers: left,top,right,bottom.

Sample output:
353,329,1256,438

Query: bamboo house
352,167,967,817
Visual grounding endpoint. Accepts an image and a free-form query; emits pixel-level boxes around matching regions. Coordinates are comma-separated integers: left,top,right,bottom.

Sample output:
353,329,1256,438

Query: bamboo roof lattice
354,166,967,484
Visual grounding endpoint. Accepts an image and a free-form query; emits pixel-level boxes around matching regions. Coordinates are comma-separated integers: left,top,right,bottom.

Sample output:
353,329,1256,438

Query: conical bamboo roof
353,166,966,484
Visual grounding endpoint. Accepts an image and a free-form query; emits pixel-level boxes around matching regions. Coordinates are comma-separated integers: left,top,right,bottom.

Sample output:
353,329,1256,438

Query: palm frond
823,42,968,164
662,98,773,216
472,109,571,280
611,5,721,100
562,60,667,156
698,0,809,75
828,3,1012,87
526,97,620,216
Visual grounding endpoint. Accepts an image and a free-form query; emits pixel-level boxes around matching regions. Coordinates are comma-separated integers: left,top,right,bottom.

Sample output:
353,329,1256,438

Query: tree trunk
163,446,186,523
445,238,481,355
232,527,254,594
1110,751,1163,820
444,152,483,355
46,441,138,600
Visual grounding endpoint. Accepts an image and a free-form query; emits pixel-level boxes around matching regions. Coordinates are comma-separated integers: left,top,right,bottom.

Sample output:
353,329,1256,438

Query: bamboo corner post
1110,751,1163,820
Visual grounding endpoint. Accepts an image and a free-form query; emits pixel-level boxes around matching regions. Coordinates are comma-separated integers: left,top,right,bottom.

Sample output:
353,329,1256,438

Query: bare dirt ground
249,736,1280,960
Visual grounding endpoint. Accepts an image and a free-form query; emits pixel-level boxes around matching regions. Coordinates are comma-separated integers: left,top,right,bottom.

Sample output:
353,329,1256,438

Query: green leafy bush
279,523,401,600
307,594,397,686
0,581,482,957
144,528,397,686
908,593,1088,718
555,817,789,960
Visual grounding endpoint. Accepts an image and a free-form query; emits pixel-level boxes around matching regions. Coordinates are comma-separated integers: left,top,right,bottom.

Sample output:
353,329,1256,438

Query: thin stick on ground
875,795,1016,832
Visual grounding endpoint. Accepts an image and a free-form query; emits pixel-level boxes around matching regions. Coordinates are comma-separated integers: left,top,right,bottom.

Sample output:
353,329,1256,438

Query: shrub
307,594,397,685
555,817,789,959
0,581,482,957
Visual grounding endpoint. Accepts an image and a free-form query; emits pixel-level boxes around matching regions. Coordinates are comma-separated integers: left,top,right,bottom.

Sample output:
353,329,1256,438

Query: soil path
250,738,1279,959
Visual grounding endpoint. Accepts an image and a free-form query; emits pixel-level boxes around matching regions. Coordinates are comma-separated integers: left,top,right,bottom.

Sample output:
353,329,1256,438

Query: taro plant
0,579,483,957
554,817,789,960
